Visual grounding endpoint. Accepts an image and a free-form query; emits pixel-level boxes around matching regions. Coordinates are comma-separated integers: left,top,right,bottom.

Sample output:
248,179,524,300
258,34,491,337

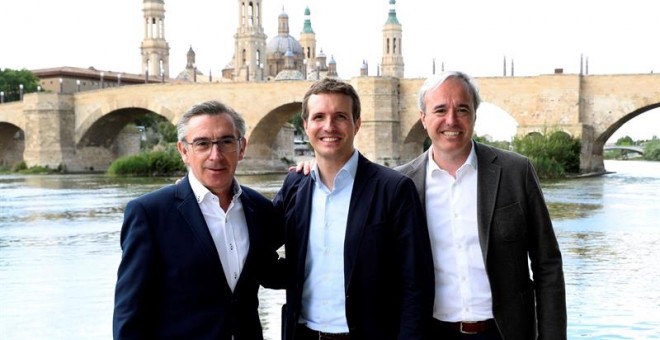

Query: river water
0,160,658,339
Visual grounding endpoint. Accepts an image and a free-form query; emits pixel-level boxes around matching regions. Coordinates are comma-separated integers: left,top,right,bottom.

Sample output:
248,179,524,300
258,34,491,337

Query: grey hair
176,100,246,141
417,71,481,113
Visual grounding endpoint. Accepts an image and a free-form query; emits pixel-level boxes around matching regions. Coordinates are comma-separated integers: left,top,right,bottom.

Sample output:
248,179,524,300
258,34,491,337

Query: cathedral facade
169,0,404,83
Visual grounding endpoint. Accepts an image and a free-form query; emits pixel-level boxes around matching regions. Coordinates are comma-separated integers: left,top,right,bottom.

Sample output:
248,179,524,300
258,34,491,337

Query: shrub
512,130,581,179
107,144,185,177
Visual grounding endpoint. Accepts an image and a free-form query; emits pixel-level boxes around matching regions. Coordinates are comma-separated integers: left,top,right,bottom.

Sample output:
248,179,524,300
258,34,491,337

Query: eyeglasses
183,137,242,154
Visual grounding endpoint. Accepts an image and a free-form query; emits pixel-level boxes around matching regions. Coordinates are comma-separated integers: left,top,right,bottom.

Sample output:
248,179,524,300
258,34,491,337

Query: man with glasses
113,100,284,339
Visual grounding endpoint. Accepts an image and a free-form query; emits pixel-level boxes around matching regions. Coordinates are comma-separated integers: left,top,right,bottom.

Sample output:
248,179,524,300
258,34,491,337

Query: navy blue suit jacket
113,175,283,340
274,153,435,340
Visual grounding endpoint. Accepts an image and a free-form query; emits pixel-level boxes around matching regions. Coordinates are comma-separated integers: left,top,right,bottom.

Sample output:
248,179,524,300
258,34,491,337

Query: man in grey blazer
396,71,567,340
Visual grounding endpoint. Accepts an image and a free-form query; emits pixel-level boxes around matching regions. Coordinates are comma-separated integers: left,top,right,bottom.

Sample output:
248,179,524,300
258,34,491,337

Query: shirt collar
310,149,359,190
427,140,478,173
188,171,242,204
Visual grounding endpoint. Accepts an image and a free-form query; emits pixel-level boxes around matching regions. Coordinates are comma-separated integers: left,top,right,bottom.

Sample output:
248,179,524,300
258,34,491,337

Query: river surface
0,160,658,339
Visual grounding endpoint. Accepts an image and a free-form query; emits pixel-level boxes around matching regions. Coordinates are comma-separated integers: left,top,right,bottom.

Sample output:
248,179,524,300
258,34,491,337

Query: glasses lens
190,138,239,154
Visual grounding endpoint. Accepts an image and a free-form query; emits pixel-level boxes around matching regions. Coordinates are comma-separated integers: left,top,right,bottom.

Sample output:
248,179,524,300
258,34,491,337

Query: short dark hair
176,100,246,141
301,78,361,122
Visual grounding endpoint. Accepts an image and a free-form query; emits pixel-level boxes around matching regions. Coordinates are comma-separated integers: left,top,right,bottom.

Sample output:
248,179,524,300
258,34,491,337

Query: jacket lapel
175,175,231,293
236,188,258,291
343,154,376,289
474,143,501,263
295,174,315,282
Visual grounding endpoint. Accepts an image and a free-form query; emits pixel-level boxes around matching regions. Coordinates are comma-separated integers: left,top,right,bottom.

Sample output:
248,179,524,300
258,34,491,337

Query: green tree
642,137,660,161
512,130,581,179
0,68,40,102
615,135,634,146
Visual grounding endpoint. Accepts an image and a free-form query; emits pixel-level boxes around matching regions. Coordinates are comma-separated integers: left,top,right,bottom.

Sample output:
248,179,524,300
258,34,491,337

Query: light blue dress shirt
301,150,359,333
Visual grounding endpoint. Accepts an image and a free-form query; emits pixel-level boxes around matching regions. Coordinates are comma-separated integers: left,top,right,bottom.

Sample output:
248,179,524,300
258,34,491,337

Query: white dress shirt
189,171,249,292
426,143,493,322
300,150,358,333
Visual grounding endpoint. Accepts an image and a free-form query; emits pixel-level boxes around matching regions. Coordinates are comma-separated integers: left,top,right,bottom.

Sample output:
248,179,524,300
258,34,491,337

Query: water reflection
0,161,658,339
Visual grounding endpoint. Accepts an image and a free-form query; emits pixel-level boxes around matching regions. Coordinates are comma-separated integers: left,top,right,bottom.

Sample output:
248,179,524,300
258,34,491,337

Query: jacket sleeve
394,177,435,339
525,159,567,340
112,199,158,340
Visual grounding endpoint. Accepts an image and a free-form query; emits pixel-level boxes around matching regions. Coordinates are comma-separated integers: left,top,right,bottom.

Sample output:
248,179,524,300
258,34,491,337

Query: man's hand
287,160,314,175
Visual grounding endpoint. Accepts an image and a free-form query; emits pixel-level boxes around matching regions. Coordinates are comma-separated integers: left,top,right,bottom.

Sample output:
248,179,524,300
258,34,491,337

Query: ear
238,137,247,161
177,141,190,165
419,110,427,129
354,117,361,134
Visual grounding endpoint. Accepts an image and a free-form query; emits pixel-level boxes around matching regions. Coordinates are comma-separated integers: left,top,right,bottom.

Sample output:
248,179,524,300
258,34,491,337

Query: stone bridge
0,73,658,174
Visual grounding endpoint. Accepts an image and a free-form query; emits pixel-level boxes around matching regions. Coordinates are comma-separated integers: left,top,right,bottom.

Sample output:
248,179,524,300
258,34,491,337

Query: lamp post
193,63,197,82
0,91,4,103
303,59,307,79
316,61,320,80
59,78,63,93
100,72,104,89
19,84,24,101
117,74,122,86
145,70,149,83
260,63,264,81
77,80,81,92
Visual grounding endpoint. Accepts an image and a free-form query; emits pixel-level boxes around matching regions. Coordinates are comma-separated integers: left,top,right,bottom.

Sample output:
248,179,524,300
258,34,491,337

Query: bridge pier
352,77,402,167
22,93,76,171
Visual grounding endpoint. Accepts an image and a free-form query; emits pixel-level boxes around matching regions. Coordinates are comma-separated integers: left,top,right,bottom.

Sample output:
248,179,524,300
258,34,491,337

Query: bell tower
381,0,404,78
233,0,267,81
141,0,170,79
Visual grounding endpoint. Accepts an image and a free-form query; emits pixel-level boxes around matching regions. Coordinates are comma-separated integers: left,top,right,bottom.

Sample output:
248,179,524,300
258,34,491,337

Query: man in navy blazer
396,71,566,339
113,101,283,339
274,79,434,339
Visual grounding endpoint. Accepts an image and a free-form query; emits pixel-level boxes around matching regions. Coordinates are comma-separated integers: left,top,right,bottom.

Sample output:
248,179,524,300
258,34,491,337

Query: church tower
381,0,404,78
141,0,170,79
233,0,267,81
299,7,317,64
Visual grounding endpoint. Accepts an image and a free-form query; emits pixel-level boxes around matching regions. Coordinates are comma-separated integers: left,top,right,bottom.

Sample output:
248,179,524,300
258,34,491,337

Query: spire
386,0,400,25
186,46,196,69
278,7,289,35
302,6,314,34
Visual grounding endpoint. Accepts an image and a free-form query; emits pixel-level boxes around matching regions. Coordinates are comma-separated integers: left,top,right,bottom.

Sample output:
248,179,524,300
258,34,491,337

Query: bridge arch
245,101,301,159
0,123,25,167
597,103,660,146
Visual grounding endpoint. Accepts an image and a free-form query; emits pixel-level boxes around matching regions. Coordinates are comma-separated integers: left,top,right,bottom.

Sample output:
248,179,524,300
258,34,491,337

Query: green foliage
134,113,176,151
473,135,511,151
289,112,305,136
615,136,634,146
0,68,40,102
158,121,178,143
512,130,581,179
107,144,186,177
643,137,660,161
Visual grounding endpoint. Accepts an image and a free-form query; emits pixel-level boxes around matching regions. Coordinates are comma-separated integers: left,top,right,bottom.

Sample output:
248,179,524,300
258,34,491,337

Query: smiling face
177,113,246,196
421,77,476,163
304,92,361,166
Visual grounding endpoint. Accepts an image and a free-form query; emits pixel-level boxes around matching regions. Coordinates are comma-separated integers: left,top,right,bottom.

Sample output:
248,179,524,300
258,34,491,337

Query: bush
107,144,186,177
643,137,660,161
512,130,581,179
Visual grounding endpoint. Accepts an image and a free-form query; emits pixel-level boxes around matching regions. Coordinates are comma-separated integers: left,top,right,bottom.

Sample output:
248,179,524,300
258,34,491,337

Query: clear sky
1,0,658,140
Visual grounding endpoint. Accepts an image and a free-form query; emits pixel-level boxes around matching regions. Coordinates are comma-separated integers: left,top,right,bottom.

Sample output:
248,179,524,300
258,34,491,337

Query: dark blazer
396,142,567,340
113,175,283,340
274,153,435,340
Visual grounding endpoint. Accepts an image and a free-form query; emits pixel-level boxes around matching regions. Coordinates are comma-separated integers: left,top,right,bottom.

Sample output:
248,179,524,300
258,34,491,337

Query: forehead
308,93,353,113
186,113,236,137
426,78,473,104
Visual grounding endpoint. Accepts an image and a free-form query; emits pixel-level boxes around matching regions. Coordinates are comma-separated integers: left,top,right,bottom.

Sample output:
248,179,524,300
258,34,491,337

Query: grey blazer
396,142,567,340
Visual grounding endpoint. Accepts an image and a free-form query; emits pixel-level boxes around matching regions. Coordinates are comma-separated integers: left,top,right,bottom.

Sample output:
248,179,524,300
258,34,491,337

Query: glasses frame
183,137,243,154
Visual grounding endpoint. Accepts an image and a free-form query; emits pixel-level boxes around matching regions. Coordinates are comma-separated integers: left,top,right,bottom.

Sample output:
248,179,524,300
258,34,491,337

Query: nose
445,110,458,125
206,143,225,160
